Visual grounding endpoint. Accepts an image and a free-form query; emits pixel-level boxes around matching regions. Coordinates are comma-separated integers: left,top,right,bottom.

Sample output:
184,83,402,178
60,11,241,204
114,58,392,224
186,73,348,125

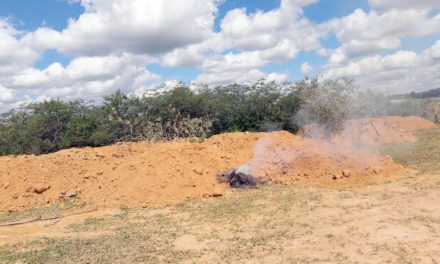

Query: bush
295,77,356,135
0,77,357,156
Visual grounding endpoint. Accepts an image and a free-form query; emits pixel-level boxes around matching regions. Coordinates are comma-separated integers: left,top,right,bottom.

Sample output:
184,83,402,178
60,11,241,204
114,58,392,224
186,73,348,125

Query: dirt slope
0,116,435,212
305,115,436,145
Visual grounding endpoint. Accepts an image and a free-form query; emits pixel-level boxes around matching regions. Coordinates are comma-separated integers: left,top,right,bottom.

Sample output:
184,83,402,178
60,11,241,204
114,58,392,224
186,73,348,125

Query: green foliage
0,78,357,156
295,77,356,135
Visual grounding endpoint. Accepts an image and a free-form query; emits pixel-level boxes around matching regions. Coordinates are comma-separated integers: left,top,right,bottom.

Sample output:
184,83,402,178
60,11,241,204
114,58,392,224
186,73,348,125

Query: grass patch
0,185,321,264
378,128,440,173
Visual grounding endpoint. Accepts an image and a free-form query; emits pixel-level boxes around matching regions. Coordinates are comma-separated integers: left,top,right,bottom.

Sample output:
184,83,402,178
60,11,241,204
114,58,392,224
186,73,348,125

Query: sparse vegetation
2,176,440,263
378,127,440,173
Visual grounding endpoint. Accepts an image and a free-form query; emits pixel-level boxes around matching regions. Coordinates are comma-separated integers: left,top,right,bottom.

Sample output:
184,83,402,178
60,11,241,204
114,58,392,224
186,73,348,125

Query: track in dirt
0,116,435,212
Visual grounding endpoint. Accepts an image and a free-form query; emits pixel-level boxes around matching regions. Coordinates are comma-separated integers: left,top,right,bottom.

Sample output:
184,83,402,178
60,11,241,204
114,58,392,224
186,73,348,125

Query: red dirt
0,116,435,212
304,116,436,145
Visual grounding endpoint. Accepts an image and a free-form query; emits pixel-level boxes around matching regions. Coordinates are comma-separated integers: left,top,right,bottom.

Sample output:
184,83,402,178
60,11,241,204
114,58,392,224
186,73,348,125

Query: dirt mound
1,116,432,212
304,116,436,145
232,132,407,186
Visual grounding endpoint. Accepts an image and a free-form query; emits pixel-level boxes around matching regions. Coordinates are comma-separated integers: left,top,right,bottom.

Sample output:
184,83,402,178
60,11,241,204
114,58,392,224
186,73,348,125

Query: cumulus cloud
196,68,288,84
0,85,15,103
1,0,440,112
369,0,440,11
300,62,312,75
195,45,297,85
325,41,440,93
193,0,321,84
5,53,159,102
0,19,40,75
28,0,219,56
1,0,221,111
220,0,321,52
325,8,440,64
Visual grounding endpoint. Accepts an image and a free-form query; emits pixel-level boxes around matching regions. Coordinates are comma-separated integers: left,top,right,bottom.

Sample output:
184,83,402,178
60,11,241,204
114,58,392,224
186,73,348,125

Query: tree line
0,77,398,156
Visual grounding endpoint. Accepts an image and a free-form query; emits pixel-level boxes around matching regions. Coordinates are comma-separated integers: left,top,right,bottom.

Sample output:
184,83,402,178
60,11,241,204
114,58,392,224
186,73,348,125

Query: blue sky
0,0,439,111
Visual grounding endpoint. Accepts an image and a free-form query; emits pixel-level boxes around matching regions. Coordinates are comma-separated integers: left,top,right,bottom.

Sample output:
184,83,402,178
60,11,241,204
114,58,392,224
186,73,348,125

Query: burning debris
217,167,260,188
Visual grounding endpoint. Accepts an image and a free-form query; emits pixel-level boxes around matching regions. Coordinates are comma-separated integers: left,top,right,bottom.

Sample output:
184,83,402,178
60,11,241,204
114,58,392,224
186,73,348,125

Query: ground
0,126,439,264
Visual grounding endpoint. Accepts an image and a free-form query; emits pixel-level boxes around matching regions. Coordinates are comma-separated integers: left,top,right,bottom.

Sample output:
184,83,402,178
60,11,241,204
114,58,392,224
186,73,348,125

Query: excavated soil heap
0,116,435,212
304,116,436,145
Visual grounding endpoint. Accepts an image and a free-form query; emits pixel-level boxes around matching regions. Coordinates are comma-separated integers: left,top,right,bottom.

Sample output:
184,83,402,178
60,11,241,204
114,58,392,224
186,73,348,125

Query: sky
0,0,440,111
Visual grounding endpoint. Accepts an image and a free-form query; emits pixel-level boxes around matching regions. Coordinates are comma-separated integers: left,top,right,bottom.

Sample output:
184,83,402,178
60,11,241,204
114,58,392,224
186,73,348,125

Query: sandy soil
305,115,436,145
0,116,433,212
1,173,439,263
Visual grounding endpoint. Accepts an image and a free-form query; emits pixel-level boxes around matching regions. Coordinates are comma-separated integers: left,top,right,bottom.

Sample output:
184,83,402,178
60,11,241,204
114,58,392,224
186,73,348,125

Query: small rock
141,202,148,208
111,209,126,217
7,206,16,213
11,193,19,199
342,170,351,178
332,174,340,180
372,168,380,174
66,190,77,197
33,184,50,194
3,182,10,189
203,193,223,198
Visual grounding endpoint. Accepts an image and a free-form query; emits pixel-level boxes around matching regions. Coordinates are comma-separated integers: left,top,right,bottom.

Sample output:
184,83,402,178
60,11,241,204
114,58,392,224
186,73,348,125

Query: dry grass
378,127,440,173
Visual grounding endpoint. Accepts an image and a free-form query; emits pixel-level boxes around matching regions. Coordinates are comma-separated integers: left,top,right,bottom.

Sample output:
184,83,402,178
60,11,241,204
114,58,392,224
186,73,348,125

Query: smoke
235,77,398,182
237,135,297,181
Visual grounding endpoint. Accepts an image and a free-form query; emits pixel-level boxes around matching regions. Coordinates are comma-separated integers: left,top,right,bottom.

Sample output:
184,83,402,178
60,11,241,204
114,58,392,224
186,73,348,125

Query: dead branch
0,208,98,227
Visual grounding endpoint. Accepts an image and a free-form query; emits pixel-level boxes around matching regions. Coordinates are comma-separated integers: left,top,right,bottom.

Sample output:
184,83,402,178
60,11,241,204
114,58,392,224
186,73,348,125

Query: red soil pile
304,116,436,145
238,132,407,186
0,116,434,212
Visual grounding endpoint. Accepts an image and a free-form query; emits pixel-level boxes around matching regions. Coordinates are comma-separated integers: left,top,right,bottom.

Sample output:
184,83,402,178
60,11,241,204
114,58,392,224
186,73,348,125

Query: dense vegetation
0,77,437,156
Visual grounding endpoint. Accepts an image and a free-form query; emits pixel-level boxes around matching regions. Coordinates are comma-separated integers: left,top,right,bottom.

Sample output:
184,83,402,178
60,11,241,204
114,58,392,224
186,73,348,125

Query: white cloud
369,0,440,11
300,62,312,75
161,45,206,68
326,51,419,77
6,53,160,102
196,68,287,85
195,45,296,85
27,0,219,56
193,0,319,84
220,0,321,52
0,19,39,75
0,85,15,103
424,40,440,60
325,8,440,64
325,41,440,93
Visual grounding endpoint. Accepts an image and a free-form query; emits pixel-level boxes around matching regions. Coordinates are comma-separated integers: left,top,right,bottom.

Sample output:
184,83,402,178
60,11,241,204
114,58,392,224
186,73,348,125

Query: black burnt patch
217,168,259,188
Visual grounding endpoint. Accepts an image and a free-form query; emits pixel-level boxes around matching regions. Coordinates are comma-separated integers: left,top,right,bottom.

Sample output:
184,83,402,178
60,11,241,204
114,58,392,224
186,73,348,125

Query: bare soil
1,173,440,263
1,116,430,212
